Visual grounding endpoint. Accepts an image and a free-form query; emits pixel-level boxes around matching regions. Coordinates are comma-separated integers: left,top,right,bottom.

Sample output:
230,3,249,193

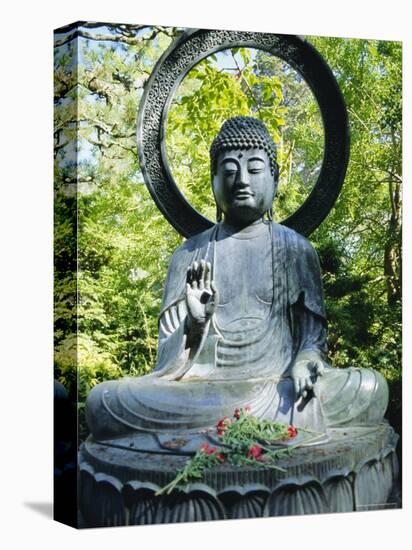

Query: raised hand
186,259,218,333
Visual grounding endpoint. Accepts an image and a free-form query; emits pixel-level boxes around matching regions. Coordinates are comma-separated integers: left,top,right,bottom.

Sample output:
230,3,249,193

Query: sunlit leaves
166,47,320,220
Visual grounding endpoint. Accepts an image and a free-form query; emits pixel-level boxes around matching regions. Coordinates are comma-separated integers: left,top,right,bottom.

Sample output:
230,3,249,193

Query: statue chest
213,232,274,329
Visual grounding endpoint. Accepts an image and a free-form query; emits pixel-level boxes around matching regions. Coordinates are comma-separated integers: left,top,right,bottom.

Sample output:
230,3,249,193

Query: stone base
79,423,399,527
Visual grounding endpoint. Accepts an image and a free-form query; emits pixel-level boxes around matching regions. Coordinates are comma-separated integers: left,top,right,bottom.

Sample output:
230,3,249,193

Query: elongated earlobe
216,205,223,223
266,207,273,222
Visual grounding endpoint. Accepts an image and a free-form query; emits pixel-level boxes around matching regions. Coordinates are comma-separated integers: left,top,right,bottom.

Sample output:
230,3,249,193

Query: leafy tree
309,37,402,430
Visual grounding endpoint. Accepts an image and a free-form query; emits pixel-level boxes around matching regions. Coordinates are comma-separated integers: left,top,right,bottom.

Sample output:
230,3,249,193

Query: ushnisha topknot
210,116,279,180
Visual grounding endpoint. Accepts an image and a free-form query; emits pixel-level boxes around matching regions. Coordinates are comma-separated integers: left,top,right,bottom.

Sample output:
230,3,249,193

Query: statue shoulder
274,224,325,316
163,225,217,299
273,223,318,258
170,225,216,262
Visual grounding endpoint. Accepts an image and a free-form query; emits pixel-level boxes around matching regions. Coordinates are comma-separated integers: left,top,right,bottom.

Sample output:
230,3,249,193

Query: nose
237,164,250,186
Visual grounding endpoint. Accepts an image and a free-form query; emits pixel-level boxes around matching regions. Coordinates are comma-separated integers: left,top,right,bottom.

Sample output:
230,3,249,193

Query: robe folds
86,222,388,441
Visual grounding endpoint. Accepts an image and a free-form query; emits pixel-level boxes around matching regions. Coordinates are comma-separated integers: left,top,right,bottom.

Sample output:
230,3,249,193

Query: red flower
216,417,230,435
200,443,217,455
287,425,298,438
246,445,263,460
234,406,251,419
217,452,225,463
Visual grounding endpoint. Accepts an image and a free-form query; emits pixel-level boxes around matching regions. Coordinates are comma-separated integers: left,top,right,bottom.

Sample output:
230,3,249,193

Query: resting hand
186,260,218,333
290,351,327,400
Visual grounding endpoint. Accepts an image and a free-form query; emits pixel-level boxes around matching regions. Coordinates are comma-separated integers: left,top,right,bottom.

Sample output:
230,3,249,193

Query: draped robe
86,222,388,442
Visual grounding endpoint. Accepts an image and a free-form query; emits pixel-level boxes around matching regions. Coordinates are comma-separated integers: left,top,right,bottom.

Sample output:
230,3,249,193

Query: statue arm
289,300,329,399
153,300,190,377
292,298,328,357
153,257,218,379
151,243,193,378
287,235,329,398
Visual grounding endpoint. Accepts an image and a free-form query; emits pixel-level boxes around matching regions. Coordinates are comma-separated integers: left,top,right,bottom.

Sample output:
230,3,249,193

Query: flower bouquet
156,407,320,495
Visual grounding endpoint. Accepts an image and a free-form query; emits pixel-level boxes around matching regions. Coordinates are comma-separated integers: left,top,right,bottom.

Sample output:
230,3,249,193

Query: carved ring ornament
137,29,350,237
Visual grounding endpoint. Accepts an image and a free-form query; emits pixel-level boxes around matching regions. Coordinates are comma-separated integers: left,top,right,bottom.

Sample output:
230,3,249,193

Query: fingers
294,379,305,400
292,357,327,402
193,261,199,288
186,261,199,289
301,376,312,399
186,266,192,286
316,361,326,377
293,377,301,398
187,260,211,290
294,376,314,400
204,261,211,290
198,260,205,290
186,260,217,309
205,280,219,317
187,264,198,288
305,376,313,391
199,260,213,291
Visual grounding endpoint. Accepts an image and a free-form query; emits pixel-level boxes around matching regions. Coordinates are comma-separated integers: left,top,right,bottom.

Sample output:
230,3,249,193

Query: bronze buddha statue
86,117,388,449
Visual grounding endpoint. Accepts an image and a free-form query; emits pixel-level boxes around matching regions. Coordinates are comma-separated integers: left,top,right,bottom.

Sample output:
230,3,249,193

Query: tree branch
231,52,261,113
54,25,178,48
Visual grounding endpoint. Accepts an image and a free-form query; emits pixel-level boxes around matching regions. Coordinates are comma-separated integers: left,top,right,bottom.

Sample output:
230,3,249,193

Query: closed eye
248,158,266,172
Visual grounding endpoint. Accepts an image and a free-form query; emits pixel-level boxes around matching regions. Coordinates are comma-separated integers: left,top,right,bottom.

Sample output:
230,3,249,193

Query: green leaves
166,48,292,219
156,409,324,495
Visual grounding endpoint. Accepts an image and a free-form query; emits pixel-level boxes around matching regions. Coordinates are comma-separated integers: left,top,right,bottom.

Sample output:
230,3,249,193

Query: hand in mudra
290,352,327,400
186,259,218,332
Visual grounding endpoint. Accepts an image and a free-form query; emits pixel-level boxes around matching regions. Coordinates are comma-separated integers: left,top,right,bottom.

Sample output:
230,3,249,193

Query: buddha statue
86,116,388,449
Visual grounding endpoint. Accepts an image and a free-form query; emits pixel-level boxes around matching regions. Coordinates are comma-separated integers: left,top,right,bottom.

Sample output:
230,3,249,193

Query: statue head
210,117,279,225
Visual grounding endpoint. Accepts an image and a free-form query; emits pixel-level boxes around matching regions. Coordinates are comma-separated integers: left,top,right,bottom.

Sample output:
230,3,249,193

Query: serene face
212,148,276,226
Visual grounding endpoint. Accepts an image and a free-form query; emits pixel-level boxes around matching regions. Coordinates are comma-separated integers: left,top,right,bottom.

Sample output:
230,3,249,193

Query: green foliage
54,26,182,432
54,25,402,439
55,334,123,398
166,47,322,220
307,39,402,433
54,333,124,439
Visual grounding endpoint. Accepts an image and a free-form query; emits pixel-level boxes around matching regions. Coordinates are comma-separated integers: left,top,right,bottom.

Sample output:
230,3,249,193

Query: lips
234,190,254,199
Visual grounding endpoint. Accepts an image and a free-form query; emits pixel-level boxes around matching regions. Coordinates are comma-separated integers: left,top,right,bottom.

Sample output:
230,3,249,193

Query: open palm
186,259,218,330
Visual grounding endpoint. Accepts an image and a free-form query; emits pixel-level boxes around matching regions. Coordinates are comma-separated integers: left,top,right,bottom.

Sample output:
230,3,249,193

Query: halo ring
137,29,349,237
